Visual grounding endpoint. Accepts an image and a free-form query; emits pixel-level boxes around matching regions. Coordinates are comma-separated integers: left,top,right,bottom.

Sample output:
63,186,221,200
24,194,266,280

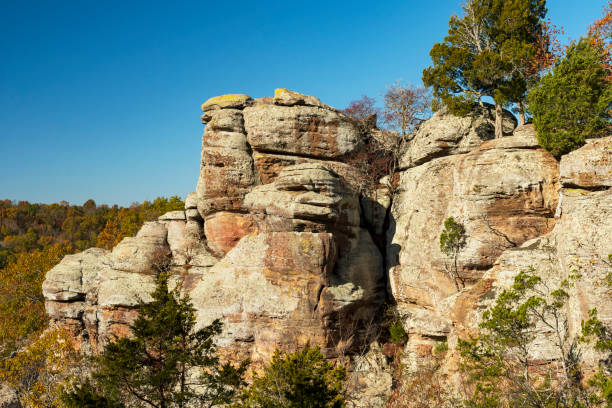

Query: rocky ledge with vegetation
1,0,611,406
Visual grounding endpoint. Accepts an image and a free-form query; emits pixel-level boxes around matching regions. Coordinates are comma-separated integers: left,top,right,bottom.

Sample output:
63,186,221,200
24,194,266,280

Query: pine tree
64,271,247,408
423,0,547,138
528,38,612,157
236,346,346,408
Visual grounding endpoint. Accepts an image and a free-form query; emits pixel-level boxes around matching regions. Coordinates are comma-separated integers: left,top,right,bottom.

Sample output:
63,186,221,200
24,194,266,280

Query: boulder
201,94,252,113
109,222,168,273
43,248,108,302
0,384,20,408
184,192,198,209
243,104,362,159
399,105,517,169
158,210,186,221
272,88,332,109
202,109,245,132
244,163,360,229
560,136,612,189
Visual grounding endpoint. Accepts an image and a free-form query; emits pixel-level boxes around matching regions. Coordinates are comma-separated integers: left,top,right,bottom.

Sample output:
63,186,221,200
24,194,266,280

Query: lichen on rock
42,91,612,406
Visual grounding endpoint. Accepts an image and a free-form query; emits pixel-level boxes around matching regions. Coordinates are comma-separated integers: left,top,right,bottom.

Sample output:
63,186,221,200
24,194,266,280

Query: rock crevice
43,91,611,407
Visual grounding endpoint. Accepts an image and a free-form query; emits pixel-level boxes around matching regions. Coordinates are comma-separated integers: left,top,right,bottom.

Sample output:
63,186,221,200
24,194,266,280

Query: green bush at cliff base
528,38,612,158
235,346,346,408
389,322,408,344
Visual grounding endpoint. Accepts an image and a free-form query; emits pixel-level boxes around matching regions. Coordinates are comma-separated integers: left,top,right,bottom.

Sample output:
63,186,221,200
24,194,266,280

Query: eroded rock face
445,137,612,371
43,90,611,406
399,104,517,169
389,126,558,312
388,111,562,374
391,134,611,381
44,89,385,368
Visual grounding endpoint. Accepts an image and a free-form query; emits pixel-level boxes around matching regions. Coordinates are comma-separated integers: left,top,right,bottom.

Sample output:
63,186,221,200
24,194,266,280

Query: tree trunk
517,101,525,125
495,102,503,139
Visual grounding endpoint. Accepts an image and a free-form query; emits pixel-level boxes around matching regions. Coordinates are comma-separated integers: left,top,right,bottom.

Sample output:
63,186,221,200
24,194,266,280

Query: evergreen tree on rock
528,39,612,158
64,268,247,408
423,0,547,138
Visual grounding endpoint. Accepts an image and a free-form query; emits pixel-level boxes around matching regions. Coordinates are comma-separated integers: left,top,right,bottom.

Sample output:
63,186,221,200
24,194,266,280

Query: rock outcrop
449,136,612,366
390,125,611,381
44,90,385,366
0,384,20,408
43,90,611,406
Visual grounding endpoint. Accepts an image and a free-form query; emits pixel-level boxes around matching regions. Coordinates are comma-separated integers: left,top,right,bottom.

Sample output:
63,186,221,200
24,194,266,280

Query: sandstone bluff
43,89,612,406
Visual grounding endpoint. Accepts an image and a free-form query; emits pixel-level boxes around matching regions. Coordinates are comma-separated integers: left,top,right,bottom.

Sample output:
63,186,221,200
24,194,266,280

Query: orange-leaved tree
589,0,612,82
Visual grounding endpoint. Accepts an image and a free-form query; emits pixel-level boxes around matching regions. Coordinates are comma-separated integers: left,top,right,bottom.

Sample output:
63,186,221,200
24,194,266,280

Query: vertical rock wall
43,89,386,368
42,91,611,406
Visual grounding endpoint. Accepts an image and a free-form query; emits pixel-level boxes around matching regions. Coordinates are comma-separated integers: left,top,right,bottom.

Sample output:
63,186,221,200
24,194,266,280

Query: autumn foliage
589,0,612,82
0,328,83,408
0,196,184,356
0,244,72,356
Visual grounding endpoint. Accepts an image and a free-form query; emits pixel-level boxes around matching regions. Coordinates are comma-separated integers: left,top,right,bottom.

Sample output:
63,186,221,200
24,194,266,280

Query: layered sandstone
43,91,612,407
44,90,385,367
389,126,611,384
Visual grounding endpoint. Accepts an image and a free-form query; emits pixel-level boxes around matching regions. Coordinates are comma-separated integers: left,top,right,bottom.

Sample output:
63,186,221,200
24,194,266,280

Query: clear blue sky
0,0,607,206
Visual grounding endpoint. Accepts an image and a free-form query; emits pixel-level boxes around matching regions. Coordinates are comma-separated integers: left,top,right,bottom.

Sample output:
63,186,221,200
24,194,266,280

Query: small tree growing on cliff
341,95,380,126
342,96,396,195
342,86,430,196
382,81,431,139
457,268,611,407
580,254,612,407
64,271,247,408
440,217,467,290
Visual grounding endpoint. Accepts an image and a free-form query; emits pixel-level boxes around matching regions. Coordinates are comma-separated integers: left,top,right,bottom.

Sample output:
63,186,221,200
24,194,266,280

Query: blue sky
0,0,607,206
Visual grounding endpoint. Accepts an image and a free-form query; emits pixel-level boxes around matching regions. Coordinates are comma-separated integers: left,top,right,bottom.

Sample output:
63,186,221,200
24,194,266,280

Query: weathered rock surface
0,384,20,408
243,103,361,159
203,211,256,257
389,130,558,317
244,163,360,229
43,91,611,406
560,136,612,189
399,104,517,169
109,222,168,273
392,135,611,382
44,90,385,371
444,136,612,372
347,342,394,408
272,88,333,109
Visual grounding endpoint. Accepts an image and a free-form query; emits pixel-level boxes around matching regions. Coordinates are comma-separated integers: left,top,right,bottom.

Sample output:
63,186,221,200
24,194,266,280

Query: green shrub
389,322,408,344
236,346,346,408
63,271,247,408
528,38,612,158
433,341,449,355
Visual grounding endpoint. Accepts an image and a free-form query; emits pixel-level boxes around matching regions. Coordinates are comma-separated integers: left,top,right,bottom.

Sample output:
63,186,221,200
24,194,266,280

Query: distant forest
0,196,185,354
0,197,184,269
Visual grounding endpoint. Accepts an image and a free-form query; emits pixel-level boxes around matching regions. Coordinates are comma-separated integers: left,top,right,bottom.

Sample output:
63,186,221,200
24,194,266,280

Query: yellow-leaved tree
0,328,83,408
0,244,72,356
